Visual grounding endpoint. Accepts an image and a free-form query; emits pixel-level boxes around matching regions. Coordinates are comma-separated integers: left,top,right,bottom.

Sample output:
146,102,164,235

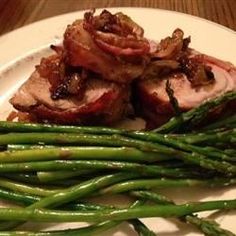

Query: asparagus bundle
0,91,235,235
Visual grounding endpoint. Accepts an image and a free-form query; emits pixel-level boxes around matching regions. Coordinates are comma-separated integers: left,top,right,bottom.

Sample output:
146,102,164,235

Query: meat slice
10,71,130,125
63,19,148,84
136,55,236,127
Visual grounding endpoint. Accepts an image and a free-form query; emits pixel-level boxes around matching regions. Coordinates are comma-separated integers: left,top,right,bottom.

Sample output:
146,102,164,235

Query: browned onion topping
151,28,215,86
83,10,150,56
51,69,87,100
84,9,143,38
178,55,215,87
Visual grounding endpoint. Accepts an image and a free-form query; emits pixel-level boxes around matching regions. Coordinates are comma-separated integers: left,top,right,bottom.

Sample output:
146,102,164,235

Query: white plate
0,8,235,235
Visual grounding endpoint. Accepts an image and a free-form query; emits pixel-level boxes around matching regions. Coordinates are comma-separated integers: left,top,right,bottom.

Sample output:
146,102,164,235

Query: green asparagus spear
0,199,235,222
0,121,121,134
0,160,198,178
186,215,236,236
0,146,165,163
0,177,61,196
100,178,236,194
131,191,235,236
0,132,163,151
154,91,236,133
173,129,236,145
0,187,39,205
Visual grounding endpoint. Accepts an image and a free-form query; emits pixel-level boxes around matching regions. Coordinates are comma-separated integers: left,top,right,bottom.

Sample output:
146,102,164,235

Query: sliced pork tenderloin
63,10,151,84
136,55,236,127
10,70,130,125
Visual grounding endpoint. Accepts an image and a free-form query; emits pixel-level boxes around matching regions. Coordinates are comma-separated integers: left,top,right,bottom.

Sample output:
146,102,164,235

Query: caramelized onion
83,10,150,56
153,28,184,59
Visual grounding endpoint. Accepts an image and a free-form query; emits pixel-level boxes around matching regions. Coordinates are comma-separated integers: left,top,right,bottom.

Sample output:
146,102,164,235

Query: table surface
0,0,235,36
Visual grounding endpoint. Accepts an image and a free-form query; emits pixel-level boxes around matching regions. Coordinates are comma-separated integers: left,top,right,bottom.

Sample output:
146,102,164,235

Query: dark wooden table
0,0,235,36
